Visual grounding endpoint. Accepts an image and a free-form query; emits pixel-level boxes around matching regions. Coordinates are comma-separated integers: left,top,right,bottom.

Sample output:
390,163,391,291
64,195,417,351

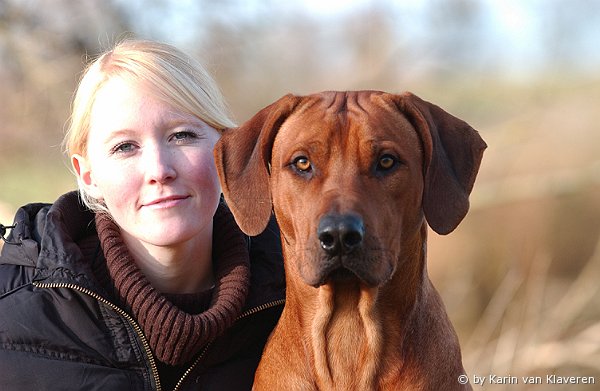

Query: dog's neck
309,281,383,390
282,225,429,390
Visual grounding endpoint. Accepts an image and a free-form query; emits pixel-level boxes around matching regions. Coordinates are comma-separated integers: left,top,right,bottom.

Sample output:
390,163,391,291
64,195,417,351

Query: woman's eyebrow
164,116,211,131
101,128,137,144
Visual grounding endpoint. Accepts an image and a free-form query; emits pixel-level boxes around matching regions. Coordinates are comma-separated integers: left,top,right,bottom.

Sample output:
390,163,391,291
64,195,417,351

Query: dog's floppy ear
392,92,487,235
214,94,301,236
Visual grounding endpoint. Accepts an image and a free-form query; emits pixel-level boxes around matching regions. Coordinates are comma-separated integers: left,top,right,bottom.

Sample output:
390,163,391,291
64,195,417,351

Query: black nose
317,214,364,256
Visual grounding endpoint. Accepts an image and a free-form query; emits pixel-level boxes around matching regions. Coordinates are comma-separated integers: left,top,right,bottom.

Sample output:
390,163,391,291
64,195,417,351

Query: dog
214,91,486,390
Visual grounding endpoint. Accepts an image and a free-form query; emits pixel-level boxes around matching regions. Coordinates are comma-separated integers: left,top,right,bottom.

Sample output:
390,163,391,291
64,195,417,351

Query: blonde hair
64,38,235,212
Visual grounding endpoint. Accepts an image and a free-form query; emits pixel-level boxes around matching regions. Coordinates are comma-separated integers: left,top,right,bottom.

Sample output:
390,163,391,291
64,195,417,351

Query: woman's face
73,77,222,247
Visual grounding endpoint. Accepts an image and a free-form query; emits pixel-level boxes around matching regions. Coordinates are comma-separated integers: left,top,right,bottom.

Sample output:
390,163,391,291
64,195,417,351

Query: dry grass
428,180,600,389
461,236,600,390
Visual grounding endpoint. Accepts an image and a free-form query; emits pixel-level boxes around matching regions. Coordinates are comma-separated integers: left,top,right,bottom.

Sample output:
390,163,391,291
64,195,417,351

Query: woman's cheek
95,161,140,209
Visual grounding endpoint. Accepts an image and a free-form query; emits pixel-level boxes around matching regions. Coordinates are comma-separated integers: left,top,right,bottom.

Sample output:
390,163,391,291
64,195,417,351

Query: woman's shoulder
0,201,53,268
0,197,52,296
0,191,96,273
0,192,80,293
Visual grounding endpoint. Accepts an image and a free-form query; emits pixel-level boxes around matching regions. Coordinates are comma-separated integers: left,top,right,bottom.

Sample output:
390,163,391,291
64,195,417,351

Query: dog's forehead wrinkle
318,91,379,116
319,91,348,112
278,113,349,160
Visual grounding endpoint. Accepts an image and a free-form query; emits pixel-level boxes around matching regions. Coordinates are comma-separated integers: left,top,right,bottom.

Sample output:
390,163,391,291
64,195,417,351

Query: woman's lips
143,195,189,209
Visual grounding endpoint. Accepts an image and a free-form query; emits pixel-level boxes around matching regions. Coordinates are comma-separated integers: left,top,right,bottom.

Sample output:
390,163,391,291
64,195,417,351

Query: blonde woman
0,39,284,390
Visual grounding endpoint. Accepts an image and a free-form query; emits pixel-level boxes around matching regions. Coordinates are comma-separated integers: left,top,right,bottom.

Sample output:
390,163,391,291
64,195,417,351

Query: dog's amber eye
293,156,312,172
377,154,397,171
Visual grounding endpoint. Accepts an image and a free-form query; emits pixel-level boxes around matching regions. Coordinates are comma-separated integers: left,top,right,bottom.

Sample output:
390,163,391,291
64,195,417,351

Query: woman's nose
144,145,177,184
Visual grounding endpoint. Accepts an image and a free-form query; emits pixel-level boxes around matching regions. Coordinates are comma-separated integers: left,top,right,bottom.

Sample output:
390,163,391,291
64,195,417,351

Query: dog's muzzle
303,213,392,288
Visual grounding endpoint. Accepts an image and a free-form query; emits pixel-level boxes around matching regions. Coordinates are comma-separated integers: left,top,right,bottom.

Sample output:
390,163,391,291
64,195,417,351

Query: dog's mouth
326,267,358,284
301,240,394,288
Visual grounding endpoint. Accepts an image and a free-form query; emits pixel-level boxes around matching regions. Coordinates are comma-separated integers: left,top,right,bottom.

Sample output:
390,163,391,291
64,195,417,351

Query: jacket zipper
171,298,285,391
33,281,162,391
34,281,284,391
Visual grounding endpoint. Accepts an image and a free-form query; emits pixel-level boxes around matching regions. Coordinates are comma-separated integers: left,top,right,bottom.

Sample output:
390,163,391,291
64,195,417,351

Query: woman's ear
71,154,103,200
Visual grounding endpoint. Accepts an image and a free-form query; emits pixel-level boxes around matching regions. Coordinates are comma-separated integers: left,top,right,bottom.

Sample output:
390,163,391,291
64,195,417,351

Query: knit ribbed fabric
95,203,251,366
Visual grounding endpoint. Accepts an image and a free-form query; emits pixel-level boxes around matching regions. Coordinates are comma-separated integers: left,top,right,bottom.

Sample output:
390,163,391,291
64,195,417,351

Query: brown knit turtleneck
95,203,251,366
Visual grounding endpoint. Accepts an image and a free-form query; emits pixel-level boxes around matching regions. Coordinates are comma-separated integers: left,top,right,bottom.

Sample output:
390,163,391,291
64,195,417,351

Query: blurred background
1,0,599,389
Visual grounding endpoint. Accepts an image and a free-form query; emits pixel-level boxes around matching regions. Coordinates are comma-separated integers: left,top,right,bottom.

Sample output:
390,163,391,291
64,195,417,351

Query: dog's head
215,91,486,288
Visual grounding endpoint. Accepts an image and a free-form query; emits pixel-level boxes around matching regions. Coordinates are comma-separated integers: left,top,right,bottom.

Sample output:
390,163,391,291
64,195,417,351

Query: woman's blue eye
112,142,135,154
172,131,198,142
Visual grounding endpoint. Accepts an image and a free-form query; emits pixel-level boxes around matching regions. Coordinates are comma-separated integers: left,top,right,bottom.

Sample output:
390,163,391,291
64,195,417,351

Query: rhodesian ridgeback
214,91,486,390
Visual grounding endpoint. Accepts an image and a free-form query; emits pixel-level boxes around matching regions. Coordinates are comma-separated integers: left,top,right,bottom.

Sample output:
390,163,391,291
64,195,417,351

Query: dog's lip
310,258,385,288
327,267,358,282
312,264,361,287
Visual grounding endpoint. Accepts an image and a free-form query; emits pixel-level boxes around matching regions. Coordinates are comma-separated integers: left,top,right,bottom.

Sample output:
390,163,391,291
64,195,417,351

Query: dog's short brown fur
215,91,486,390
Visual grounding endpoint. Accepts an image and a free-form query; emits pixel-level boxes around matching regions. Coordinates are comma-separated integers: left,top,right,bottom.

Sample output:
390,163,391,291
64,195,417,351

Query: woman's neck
121,223,215,294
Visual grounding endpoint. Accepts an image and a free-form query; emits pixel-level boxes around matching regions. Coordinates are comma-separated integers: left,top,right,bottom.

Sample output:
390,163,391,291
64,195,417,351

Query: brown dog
214,91,486,390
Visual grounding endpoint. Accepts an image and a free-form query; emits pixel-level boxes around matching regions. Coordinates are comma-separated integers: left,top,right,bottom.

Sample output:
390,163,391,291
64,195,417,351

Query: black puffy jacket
0,191,285,391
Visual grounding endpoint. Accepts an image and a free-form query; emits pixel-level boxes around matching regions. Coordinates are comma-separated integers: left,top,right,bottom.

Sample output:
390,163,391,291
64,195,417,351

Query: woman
0,39,285,390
